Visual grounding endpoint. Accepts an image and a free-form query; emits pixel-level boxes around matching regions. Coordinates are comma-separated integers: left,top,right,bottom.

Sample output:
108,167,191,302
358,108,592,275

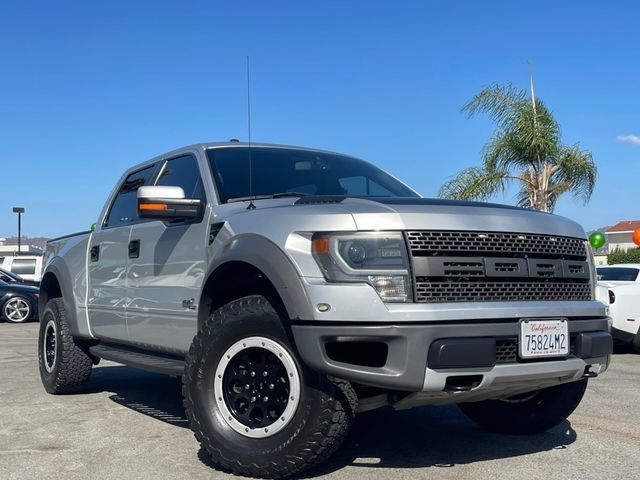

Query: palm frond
444,81,596,213
553,145,597,204
438,166,508,201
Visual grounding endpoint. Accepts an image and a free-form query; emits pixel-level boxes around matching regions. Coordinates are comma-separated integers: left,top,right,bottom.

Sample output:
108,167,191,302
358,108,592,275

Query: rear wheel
458,379,588,435
183,295,357,478
3,296,31,323
38,298,94,394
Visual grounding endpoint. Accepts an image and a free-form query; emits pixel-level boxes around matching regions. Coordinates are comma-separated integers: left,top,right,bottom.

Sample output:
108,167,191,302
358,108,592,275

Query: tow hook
583,366,599,378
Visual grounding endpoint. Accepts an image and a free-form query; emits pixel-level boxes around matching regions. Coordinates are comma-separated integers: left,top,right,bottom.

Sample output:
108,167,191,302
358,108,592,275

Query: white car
597,264,640,352
0,255,43,285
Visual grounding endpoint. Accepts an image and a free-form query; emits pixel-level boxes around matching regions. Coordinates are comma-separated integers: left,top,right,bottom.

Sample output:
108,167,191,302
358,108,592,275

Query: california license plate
519,318,569,359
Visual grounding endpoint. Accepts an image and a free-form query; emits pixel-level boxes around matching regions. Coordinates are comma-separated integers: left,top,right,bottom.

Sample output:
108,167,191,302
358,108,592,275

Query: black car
0,268,39,323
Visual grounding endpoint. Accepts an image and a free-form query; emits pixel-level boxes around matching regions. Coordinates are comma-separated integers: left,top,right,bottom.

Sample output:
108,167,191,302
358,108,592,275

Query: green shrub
607,247,640,265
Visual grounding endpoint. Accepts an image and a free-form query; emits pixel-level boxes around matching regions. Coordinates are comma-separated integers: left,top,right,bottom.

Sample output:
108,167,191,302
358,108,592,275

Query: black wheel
38,298,94,394
458,379,588,435
183,295,357,479
2,296,32,323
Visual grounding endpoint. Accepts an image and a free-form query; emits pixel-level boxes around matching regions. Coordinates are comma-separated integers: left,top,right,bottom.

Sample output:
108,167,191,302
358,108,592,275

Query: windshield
597,267,639,281
206,147,419,204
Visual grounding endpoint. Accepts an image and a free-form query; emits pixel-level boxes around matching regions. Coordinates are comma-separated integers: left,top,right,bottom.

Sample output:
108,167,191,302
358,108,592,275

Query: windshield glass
597,267,639,281
206,147,419,203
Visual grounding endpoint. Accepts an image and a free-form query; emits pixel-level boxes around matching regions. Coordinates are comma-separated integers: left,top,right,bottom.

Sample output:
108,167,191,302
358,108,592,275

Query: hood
598,281,636,288
220,196,586,239
7,283,39,294
330,197,584,238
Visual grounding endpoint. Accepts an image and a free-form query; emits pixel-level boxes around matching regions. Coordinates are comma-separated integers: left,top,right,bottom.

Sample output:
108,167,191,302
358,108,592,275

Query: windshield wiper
227,192,311,203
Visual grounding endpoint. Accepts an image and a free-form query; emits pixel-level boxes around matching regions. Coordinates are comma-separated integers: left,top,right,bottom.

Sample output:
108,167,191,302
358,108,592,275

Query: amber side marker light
140,203,168,211
312,237,330,255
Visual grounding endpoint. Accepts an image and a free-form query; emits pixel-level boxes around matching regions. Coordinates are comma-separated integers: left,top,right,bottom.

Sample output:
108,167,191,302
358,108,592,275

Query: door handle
90,245,100,262
128,239,140,259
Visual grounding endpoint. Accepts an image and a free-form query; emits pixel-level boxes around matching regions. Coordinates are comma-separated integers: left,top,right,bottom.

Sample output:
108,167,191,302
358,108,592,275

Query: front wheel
183,295,357,478
458,379,588,435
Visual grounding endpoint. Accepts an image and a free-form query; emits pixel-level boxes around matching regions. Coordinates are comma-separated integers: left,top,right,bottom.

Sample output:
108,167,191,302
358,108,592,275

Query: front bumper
291,317,612,402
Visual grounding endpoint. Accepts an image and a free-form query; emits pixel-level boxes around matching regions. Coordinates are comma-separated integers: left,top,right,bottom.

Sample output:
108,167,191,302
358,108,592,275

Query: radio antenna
246,56,256,210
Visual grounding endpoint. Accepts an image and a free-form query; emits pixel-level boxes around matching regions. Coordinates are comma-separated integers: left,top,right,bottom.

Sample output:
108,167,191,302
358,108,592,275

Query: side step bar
89,343,185,376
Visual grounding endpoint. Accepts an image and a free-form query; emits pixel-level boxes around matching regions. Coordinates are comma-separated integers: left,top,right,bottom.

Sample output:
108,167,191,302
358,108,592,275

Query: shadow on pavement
87,365,189,429
88,364,578,475
302,407,576,476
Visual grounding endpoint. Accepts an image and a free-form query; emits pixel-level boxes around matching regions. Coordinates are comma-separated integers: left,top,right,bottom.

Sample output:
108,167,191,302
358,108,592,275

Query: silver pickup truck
39,142,612,478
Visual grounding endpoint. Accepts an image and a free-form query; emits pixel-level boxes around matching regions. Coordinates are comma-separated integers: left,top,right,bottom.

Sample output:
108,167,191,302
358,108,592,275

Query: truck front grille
407,230,587,259
407,230,592,303
415,280,592,303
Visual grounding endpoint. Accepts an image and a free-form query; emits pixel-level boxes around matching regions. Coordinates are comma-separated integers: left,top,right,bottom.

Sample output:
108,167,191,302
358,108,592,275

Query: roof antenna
246,56,256,210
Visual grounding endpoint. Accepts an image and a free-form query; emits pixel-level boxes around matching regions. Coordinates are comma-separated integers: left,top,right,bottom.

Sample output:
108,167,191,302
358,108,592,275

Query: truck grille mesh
415,280,592,303
495,337,576,363
407,230,592,303
495,340,518,364
406,231,587,259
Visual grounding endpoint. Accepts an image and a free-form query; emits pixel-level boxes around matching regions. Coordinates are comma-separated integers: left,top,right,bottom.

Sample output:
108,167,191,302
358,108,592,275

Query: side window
104,165,156,228
10,258,36,275
155,155,205,201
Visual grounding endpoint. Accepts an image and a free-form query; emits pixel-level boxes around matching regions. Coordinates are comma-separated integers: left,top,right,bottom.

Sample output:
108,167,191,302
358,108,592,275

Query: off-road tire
183,295,357,479
38,298,94,394
458,378,588,435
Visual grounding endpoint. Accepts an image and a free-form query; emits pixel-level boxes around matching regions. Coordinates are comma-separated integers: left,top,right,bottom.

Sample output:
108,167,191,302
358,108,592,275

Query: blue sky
1,0,639,238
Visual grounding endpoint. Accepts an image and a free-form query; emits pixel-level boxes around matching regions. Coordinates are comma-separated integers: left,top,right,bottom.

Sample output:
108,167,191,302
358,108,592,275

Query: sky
1,0,639,238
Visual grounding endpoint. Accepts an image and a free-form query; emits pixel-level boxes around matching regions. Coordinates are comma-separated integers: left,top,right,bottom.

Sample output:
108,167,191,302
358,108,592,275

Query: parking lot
0,322,637,480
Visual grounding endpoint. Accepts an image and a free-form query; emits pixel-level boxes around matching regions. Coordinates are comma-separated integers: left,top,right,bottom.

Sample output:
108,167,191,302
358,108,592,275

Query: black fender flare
199,234,314,323
40,258,86,337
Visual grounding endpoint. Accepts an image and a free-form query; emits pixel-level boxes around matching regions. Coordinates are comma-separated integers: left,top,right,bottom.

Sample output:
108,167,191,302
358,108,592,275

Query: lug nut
251,396,256,403
269,383,274,390
263,396,269,402
263,371,268,377
250,371,256,377
245,384,250,390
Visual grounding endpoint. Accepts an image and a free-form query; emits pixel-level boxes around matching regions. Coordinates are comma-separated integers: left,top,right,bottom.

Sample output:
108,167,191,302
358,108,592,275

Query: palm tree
438,82,596,212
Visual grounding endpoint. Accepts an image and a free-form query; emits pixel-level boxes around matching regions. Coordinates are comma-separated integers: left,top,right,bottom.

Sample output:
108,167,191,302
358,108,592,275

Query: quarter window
104,165,156,228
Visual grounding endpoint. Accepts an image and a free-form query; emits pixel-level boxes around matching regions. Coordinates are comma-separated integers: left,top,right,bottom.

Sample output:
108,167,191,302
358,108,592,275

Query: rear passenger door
126,153,210,352
88,164,157,342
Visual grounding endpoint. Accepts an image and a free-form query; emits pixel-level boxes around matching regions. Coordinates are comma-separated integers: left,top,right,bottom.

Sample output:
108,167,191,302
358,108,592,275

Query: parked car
0,268,39,323
38,142,612,478
0,267,27,285
1,255,44,285
597,264,640,352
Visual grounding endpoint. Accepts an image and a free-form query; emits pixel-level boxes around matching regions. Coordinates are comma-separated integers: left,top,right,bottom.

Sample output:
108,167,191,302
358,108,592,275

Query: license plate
519,318,569,359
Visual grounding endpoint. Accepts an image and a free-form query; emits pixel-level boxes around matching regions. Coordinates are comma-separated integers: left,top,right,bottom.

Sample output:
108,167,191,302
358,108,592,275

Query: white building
605,220,640,251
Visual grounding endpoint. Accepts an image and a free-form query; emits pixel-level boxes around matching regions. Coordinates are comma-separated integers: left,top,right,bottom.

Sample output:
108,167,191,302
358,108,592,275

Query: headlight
312,232,413,302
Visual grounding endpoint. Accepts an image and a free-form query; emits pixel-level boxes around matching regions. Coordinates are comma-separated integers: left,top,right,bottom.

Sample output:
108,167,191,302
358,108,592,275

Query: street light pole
12,207,25,255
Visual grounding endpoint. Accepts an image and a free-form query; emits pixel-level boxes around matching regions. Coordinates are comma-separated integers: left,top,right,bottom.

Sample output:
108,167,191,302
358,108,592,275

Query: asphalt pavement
0,322,637,480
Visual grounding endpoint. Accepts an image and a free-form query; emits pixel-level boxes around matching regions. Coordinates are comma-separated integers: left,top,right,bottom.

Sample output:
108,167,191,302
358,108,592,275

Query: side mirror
137,186,202,220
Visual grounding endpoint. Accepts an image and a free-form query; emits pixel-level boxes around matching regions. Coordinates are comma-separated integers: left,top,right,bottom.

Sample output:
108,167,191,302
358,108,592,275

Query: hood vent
295,196,346,205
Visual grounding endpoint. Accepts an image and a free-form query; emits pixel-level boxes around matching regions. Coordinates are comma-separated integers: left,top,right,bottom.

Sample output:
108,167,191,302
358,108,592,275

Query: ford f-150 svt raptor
39,142,613,478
